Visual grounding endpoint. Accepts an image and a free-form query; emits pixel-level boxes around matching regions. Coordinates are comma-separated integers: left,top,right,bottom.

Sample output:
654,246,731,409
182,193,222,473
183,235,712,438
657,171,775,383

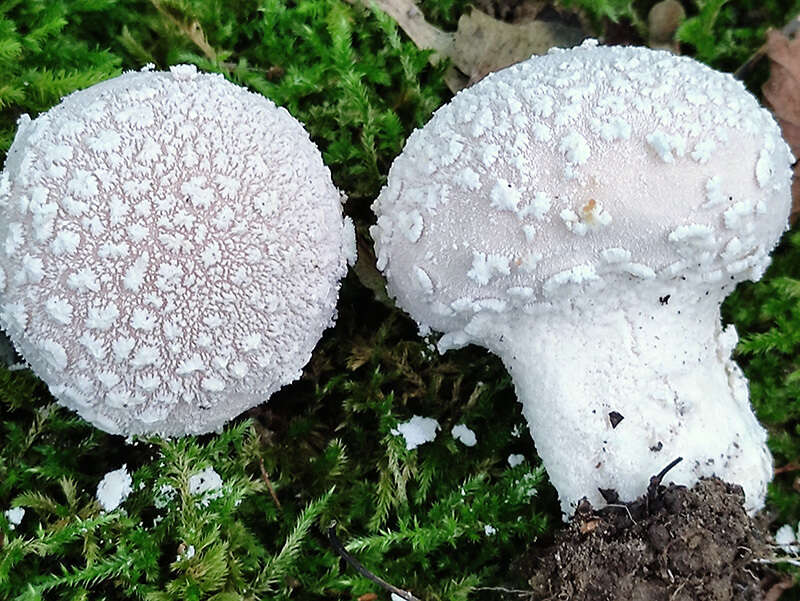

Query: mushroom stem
463,281,772,519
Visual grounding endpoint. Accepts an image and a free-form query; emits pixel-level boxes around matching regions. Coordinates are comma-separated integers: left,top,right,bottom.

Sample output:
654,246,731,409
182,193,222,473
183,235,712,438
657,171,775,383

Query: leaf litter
763,28,800,224
359,0,583,91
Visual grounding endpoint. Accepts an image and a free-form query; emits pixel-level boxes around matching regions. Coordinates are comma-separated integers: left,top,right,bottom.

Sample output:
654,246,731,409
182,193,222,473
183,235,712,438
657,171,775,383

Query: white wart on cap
372,41,793,518
0,65,355,436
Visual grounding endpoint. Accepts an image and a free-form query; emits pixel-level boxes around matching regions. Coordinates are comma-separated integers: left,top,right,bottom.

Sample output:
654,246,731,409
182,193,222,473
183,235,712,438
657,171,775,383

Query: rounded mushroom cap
0,65,355,436
372,41,793,347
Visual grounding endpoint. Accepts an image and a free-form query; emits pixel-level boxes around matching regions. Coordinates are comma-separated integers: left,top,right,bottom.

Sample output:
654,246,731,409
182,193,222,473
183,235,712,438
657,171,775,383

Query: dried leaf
763,29,800,224
369,0,453,56
452,9,584,85
352,231,392,307
368,0,583,92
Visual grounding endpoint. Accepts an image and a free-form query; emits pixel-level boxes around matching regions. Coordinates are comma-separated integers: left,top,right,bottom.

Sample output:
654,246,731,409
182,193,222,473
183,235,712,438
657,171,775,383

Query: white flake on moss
4,507,24,530
189,466,224,506
451,423,477,447
508,454,525,467
392,415,440,450
96,465,133,512
775,523,800,554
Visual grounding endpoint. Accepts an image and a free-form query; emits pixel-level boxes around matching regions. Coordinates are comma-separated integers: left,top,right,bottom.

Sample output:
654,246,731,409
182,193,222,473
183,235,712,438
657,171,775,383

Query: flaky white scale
0,65,355,436
372,41,793,518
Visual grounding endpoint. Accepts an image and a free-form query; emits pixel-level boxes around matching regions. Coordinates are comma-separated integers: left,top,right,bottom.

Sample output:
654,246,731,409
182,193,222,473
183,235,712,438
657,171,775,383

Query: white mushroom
0,65,355,436
371,41,793,518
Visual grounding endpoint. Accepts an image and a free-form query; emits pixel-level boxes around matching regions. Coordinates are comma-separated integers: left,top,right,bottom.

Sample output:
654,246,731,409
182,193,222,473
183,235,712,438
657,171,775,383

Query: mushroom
371,41,793,517
0,64,355,436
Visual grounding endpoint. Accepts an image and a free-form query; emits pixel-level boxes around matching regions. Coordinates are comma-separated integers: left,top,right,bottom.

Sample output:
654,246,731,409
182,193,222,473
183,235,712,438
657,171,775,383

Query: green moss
0,0,122,156
1,0,800,598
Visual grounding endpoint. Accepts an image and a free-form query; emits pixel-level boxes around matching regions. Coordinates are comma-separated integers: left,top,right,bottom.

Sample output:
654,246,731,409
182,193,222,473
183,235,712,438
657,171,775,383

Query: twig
473,585,532,597
646,456,683,512
670,580,687,600
774,463,800,475
327,524,423,601
756,556,800,568
651,457,683,489
258,457,281,511
350,0,453,56
605,503,637,525
764,578,795,601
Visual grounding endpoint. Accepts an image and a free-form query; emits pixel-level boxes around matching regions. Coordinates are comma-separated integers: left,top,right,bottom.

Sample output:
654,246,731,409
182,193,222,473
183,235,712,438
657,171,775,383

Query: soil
518,473,782,601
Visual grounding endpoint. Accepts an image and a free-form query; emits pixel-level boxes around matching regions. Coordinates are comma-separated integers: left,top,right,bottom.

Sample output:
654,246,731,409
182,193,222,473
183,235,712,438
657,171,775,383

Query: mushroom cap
371,41,793,346
0,65,355,436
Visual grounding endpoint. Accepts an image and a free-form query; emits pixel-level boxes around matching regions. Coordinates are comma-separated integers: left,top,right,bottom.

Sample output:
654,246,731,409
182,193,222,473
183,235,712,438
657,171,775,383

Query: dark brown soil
519,476,780,601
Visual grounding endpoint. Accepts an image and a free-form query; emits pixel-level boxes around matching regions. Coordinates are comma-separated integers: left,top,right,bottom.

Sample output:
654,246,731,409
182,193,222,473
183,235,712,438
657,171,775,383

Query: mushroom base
518,477,775,601
462,281,772,519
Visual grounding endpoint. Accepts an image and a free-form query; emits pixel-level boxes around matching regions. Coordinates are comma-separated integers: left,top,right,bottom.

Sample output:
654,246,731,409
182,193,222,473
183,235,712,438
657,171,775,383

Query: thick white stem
466,284,772,519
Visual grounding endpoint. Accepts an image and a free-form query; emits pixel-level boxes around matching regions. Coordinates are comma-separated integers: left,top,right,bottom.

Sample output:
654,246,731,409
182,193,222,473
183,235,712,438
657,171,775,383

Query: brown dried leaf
368,0,453,56
451,9,584,86
352,231,392,307
367,0,583,92
763,29,800,224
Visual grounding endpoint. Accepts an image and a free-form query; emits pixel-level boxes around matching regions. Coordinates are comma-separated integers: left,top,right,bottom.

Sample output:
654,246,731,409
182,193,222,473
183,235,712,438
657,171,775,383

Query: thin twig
604,503,637,525
764,578,795,601
756,556,800,568
473,585,532,597
652,457,683,487
258,457,281,511
327,524,423,601
646,456,683,513
670,580,687,601
774,463,800,475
